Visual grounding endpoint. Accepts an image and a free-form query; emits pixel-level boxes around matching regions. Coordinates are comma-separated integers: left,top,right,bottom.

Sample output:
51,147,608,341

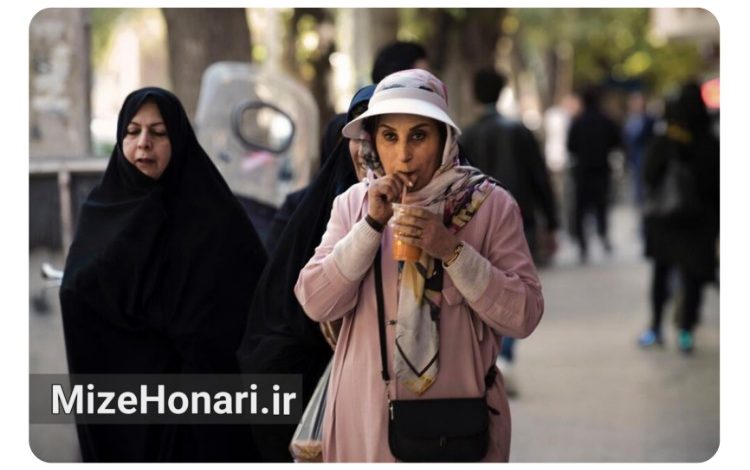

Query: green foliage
397,8,487,43
398,8,432,42
646,42,704,93
512,8,707,94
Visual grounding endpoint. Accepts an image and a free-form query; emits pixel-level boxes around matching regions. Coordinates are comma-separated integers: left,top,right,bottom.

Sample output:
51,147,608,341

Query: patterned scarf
393,165,494,395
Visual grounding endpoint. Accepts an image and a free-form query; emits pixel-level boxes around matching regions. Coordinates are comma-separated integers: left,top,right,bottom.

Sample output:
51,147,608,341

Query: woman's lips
397,171,418,192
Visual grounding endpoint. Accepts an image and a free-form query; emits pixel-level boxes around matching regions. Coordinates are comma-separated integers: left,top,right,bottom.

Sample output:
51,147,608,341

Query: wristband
365,214,385,233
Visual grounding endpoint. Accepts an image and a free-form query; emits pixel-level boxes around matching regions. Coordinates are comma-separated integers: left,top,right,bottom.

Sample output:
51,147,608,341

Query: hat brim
342,97,461,139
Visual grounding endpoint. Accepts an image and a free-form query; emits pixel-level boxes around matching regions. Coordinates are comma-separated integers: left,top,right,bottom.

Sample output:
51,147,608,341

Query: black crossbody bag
374,249,498,462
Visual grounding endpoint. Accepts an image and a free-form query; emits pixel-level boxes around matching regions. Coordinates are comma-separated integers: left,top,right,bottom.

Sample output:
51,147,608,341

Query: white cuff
332,218,383,281
444,242,492,303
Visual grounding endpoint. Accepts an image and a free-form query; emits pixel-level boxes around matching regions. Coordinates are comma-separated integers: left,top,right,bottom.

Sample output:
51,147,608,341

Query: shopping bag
289,359,332,462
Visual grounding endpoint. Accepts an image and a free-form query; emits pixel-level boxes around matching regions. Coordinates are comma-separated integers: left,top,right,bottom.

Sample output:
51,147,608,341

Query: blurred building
650,8,719,75
30,9,92,159
30,9,102,251
650,8,719,43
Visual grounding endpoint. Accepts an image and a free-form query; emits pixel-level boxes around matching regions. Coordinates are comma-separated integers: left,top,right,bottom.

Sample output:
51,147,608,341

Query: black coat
567,108,621,177
643,130,719,281
460,111,559,232
59,87,267,462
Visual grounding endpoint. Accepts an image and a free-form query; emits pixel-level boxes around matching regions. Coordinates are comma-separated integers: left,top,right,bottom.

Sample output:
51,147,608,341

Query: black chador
60,87,267,462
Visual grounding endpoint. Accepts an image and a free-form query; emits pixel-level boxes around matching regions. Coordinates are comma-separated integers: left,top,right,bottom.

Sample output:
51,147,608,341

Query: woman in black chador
237,85,375,461
59,87,267,462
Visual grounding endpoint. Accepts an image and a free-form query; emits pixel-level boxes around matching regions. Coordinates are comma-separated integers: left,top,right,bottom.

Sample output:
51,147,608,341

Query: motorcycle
195,61,320,242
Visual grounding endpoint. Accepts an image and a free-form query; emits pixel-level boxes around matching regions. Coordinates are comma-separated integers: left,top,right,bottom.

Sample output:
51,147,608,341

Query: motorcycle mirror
231,100,295,154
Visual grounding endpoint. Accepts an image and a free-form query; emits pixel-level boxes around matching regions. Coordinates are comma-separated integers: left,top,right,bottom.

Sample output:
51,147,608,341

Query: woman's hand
367,174,412,225
390,206,460,260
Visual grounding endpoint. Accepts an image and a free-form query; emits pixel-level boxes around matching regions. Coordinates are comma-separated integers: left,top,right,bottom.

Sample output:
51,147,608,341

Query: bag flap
390,398,488,438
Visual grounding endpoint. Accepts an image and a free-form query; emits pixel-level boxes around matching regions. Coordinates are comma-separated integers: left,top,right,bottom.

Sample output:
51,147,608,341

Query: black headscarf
59,87,267,461
666,81,711,136
237,85,375,461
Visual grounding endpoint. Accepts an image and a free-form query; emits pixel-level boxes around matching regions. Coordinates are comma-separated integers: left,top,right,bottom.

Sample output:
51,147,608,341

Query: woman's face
374,113,442,192
348,139,368,181
122,100,172,180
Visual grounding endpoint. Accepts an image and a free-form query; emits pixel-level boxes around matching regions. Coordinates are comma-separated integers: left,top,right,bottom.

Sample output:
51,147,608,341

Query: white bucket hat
342,69,461,139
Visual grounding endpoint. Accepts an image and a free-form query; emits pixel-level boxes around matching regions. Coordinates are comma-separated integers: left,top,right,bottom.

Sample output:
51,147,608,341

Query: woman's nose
137,131,151,148
397,142,412,162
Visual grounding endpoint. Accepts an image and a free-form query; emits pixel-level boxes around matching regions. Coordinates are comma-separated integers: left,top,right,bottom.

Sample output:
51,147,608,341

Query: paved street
29,249,79,462
28,203,719,463
508,204,719,462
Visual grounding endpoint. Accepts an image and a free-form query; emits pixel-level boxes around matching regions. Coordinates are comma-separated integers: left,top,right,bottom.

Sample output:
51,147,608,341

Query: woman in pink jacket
294,69,544,462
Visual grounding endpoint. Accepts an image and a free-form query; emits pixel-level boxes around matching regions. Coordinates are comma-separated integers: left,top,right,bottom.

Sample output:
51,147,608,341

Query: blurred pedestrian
371,41,429,83
461,69,559,264
59,87,267,461
237,85,375,461
543,93,580,207
566,85,621,262
460,68,559,396
544,94,582,241
638,81,719,354
623,90,656,206
295,69,544,462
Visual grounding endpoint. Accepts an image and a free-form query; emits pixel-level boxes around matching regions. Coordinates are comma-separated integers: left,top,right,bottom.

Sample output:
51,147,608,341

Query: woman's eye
151,130,167,137
383,132,397,141
411,132,426,141
126,128,139,135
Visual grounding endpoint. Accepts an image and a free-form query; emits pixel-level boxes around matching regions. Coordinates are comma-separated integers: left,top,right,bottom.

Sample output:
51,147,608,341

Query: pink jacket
295,182,544,462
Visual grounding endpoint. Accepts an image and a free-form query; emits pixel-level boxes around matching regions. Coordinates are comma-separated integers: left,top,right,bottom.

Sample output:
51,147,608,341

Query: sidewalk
29,249,79,462
507,204,719,462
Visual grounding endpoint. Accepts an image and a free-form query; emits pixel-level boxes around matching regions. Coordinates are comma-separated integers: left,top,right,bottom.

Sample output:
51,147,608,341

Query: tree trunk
544,47,558,112
282,9,304,82
508,31,528,109
435,9,505,127
420,9,453,75
161,8,252,119
283,8,337,137
369,9,400,61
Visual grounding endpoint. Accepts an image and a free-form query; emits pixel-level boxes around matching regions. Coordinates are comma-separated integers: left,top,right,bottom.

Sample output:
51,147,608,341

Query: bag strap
374,248,496,394
374,248,390,383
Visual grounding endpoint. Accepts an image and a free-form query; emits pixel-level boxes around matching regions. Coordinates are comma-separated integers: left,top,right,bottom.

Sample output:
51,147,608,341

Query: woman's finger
373,180,398,203
376,184,396,203
376,177,403,203
392,224,423,237
398,205,434,220
386,177,405,202
391,214,424,229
